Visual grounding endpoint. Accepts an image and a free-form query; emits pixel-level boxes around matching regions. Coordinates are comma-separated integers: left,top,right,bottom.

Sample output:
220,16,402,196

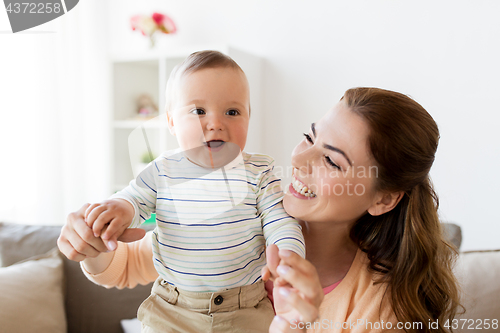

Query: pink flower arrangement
130,12,177,47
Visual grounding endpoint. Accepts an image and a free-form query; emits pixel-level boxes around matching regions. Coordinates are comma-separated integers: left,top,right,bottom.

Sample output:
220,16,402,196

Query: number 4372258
6,3,62,14
444,319,498,330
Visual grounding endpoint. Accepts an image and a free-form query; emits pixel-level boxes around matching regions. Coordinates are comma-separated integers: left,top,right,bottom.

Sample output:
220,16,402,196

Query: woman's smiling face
283,101,380,225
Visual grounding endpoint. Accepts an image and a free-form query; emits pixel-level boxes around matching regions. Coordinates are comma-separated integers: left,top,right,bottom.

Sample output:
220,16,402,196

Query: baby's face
167,67,250,168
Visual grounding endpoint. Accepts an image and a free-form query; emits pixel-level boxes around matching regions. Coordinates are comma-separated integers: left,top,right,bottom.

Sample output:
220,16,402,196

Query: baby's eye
226,109,240,116
191,108,205,115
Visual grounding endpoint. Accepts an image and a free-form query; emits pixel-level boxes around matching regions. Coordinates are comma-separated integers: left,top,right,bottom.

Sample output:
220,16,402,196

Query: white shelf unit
110,47,262,194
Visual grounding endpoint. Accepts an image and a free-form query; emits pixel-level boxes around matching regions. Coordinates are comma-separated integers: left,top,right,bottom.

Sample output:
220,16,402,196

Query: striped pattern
111,149,305,292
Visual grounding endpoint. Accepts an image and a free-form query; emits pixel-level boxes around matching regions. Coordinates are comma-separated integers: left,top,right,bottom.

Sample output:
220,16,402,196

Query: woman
58,87,462,332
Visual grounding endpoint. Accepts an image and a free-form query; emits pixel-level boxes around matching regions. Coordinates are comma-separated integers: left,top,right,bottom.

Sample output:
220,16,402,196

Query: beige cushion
0,247,66,333
0,222,155,333
455,250,500,332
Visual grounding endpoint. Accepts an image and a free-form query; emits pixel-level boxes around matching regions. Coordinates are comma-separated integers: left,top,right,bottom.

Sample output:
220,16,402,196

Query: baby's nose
206,115,224,131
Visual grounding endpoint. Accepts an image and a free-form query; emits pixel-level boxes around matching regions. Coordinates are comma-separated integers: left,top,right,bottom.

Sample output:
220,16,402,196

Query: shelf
109,44,228,63
113,119,167,129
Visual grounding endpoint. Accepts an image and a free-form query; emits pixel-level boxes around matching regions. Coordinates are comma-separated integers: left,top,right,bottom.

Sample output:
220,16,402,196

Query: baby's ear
166,112,176,136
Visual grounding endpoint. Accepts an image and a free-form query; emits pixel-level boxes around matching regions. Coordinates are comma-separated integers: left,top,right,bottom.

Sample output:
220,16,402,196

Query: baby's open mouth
204,140,225,149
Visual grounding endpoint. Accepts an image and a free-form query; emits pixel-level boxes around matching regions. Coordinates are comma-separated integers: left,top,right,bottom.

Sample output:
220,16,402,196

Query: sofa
0,222,498,333
0,222,155,333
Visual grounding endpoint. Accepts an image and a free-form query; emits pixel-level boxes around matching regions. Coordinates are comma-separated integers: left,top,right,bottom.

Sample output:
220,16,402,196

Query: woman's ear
367,191,404,216
166,112,176,136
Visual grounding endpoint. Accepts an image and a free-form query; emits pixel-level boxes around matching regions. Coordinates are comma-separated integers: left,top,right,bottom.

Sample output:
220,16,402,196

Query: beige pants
138,277,274,333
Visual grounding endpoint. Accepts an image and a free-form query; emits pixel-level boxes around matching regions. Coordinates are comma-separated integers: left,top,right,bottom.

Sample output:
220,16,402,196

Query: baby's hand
85,199,135,251
262,244,296,296
262,244,279,282
262,244,292,286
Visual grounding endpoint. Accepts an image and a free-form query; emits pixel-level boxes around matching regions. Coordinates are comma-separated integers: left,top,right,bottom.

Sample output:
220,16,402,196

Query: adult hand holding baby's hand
85,199,135,251
268,248,324,333
58,203,145,262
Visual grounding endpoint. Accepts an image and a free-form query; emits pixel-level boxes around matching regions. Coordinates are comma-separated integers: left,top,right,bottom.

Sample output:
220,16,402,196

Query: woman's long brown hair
343,88,463,332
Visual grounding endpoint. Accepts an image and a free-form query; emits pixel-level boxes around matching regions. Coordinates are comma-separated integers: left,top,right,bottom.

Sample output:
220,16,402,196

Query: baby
85,50,305,332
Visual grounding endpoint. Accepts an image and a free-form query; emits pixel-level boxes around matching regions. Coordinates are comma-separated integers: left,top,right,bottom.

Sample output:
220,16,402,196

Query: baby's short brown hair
165,50,246,113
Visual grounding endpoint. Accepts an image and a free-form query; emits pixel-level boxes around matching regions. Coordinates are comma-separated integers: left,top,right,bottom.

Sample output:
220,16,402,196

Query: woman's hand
267,245,324,333
57,203,145,262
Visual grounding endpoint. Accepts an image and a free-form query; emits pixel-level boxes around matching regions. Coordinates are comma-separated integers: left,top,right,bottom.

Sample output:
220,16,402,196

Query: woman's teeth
292,176,316,197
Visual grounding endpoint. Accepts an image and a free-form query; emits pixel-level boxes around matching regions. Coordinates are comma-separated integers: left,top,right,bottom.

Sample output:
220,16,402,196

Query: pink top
322,280,341,294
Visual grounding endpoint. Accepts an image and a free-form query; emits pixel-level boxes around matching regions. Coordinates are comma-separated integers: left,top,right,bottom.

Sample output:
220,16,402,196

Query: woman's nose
291,144,315,176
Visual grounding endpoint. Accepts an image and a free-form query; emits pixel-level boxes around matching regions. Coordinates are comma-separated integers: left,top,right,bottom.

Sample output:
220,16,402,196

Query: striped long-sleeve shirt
111,149,305,292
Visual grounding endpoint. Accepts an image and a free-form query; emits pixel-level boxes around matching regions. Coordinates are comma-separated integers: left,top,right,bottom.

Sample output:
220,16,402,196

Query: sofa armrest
455,250,500,332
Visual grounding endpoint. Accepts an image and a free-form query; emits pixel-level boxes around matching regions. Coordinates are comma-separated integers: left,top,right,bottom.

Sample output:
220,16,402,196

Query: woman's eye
303,133,313,144
191,108,205,115
325,156,340,170
226,109,239,116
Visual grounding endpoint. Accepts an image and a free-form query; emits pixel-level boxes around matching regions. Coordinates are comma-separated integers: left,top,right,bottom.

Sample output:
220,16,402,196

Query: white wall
0,1,111,224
